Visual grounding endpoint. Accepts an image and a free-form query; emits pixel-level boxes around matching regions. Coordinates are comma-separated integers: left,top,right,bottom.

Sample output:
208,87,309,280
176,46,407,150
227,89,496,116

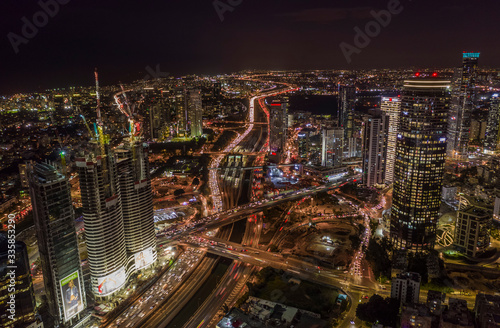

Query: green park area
246,267,345,319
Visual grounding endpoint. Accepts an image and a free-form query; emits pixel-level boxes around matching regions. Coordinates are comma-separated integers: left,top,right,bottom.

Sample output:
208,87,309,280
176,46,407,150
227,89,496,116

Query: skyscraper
115,141,157,271
447,52,480,159
362,110,389,187
28,162,86,324
381,96,402,184
338,85,356,156
338,85,356,134
390,76,451,252
483,94,500,154
269,99,288,157
1,233,38,328
321,127,343,167
173,87,188,137
187,89,203,138
76,144,128,298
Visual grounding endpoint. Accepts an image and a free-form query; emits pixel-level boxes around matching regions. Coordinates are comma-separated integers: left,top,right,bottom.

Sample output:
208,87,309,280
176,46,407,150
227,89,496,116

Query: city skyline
1,0,500,93
2,2,500,327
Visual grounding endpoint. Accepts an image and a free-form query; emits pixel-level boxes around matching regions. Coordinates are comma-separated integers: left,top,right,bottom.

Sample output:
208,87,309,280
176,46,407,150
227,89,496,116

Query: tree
356,295,399,326
174,189,185,196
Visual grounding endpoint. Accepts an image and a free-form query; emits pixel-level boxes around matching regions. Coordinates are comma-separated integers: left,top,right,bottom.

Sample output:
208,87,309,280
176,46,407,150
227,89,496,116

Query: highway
182,213,262,328
158,175,360,245
106,248,205,328
208,84,297,212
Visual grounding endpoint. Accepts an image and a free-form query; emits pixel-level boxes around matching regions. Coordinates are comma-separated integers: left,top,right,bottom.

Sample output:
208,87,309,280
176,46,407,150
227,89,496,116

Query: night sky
0,0,499,94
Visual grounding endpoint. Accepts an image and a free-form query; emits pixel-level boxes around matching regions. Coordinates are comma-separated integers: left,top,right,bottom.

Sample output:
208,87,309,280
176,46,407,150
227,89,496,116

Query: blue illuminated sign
463,52,480,58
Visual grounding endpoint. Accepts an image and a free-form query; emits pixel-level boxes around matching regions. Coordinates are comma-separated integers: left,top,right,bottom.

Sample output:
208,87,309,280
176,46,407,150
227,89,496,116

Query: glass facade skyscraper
76,144,128,298
0,233,37,328
447,52,480,159
116,141,157,272
484,94,500,154
28,162,86,324
390,77,451,252
381,96,402,184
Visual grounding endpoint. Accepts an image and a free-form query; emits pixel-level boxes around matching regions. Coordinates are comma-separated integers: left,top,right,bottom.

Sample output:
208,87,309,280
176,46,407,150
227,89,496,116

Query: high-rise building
76,144,128,298
390,77,451,252
149,100,169,140
115,141,157,271
269,99,288,157
380,96,402,184
187,89,203,138
28,162,86,325
454,206,491,258
173,87,188,137
298,128,313,160
18,163,30,189
321,127,343,167
391,272,421,305
484,94,500,154
338,85,356,137
0,233,38,328
362,110,389,187
447,52,480,159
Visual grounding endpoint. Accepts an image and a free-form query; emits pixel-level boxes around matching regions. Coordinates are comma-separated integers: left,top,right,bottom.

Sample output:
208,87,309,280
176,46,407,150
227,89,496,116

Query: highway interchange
106,82,369,328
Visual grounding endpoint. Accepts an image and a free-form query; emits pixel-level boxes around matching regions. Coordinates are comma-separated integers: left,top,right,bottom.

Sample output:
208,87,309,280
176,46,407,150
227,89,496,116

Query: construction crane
49,110,67,173
95,68,106,154
73,105,95,139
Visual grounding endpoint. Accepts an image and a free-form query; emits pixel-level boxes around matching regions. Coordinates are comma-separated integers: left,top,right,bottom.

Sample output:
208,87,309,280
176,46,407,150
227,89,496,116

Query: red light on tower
432,72,438,77
415,72,421,77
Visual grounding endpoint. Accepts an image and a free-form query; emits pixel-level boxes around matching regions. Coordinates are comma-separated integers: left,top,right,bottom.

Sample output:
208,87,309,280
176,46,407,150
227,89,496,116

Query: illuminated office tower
76,144,127,298
149,100,169,141
115,141,157,271
447,52,480,159
269,99,288,157
298,129,313,160
187,89,203,138
322,127,343,167
338,85,356,135
173,87,188,137
362,110,389,187
381,96,402,184
483,94,500,154
28,162,86,325
390,76,451,252
0,233,38,328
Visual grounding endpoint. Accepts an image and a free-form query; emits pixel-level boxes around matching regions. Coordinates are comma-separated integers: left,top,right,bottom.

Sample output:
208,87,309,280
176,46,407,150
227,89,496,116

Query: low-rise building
474,293,500,328
442,186,457,202
426,290,446,315
440,298,474,328
401,303,432,328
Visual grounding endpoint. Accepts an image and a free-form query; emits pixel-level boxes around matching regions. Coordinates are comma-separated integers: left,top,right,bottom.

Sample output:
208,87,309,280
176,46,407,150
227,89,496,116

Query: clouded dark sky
0,0,499,94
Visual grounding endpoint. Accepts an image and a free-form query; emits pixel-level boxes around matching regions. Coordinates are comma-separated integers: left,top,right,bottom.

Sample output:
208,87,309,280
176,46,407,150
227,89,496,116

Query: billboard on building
96,267,126,296
134,246,155,270
60,271,84,321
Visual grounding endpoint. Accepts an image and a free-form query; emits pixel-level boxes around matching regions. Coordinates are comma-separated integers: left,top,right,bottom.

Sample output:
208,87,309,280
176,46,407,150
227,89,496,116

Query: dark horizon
1,0,499,94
